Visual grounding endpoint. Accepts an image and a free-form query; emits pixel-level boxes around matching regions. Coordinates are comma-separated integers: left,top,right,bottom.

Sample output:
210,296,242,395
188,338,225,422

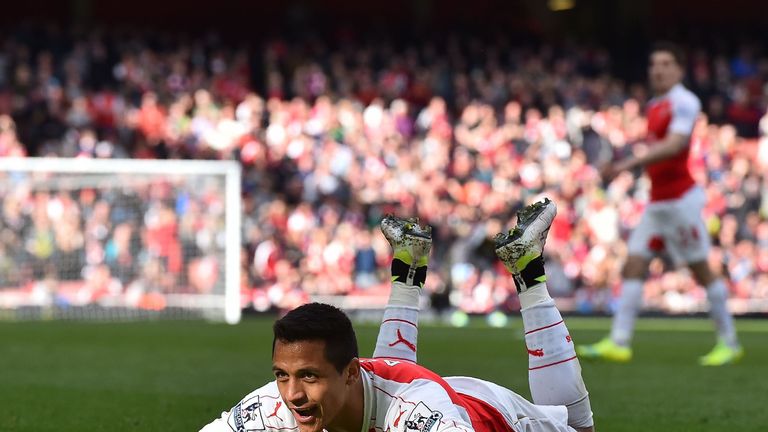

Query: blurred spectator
0,25,767,315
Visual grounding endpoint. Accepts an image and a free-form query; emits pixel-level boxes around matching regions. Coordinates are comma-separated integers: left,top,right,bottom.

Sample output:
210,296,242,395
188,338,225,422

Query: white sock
610,279,644,346
521,283,593,429
707,279,738,347
373,282,420,362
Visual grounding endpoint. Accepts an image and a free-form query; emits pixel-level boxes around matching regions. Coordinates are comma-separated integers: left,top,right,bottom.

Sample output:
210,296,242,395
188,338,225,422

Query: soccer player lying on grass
200,198,594,432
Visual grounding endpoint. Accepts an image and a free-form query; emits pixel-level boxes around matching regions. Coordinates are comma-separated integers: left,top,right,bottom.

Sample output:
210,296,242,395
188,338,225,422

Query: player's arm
200,411,234,432
606,90,700,181
199,383,291,432
385,380,475,432
373,216,432,362
612,131,690,172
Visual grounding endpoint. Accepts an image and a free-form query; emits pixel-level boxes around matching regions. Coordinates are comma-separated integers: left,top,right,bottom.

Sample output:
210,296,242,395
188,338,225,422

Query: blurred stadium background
2,0,768,321
1,0,768,430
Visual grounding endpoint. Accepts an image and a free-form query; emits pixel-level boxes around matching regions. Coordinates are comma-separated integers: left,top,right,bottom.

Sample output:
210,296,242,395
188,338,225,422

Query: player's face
648,51,683,94
272,339,359,432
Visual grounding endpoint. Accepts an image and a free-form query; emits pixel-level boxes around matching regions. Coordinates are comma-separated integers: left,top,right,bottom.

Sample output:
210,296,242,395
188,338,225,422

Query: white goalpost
0,158,241,324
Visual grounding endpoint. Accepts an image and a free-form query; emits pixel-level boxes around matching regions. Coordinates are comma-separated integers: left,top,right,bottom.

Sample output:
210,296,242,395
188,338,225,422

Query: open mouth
292,406,319,423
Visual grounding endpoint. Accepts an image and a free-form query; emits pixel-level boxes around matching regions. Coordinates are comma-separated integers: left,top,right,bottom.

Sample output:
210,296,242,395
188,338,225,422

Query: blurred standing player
200,198,595,432
577,42,743,366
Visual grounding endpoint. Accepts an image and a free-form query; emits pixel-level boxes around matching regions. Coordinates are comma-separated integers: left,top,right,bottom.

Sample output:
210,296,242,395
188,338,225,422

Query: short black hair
651,41,686,68
272,303,359,373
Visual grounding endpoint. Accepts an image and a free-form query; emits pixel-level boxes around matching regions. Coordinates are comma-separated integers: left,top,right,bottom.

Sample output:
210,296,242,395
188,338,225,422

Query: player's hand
598,162,619,184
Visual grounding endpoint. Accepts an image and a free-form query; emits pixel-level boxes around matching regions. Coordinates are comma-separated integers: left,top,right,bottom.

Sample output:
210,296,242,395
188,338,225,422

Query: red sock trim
524,319,564,335
529,355,577,371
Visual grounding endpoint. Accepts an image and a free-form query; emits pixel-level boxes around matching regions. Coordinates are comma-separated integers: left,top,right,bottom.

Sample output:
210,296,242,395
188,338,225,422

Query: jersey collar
650,82,683,103
359,368,375,432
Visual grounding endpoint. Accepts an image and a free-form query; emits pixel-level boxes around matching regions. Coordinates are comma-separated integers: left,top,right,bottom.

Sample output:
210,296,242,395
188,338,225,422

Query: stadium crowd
1,25,768,315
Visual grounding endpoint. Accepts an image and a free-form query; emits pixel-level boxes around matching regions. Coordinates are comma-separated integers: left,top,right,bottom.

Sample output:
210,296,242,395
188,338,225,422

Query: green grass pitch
1,316,767,431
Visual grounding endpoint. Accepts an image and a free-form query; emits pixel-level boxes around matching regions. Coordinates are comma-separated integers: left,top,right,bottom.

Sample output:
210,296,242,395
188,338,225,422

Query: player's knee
621,257,648,279
706,280,727,303
621,268,645,280
689,260,715,287
567,395,594,430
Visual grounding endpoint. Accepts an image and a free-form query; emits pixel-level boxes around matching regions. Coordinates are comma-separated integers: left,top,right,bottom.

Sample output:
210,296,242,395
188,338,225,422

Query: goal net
0,158,241,324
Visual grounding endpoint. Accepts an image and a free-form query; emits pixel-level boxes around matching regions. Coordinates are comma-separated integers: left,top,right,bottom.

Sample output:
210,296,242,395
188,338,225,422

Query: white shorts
627,186,710,265
446,376,575,432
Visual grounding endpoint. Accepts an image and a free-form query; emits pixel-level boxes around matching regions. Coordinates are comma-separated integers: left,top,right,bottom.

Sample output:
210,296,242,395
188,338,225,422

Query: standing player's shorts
446,376,575,432
627,185,710,264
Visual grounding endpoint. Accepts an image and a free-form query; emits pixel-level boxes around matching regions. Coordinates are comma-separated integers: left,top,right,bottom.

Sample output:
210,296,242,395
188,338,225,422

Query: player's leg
576,208,657,362
611,256,649,345
495,198,594,431
372,215,432,362
575,255,647,362
688,260,743,365
679,186,742,365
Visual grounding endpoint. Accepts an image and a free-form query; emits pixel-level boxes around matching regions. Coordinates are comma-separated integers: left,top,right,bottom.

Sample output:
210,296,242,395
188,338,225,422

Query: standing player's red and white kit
578,44,742,366
628,83,708,264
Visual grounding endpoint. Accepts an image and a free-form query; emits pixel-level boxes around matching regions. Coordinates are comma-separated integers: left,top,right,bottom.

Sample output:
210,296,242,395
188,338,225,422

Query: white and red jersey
360,358,513,432
199,357,572,432
200,292,575,432
645,83,701,201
